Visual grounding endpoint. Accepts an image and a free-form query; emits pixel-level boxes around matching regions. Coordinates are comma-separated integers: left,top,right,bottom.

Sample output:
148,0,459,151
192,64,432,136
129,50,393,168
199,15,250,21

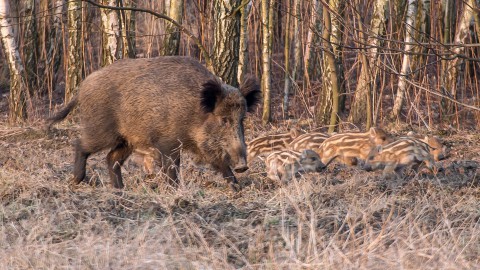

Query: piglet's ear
369,127,377,136
240,75,261,112
201,79,223,113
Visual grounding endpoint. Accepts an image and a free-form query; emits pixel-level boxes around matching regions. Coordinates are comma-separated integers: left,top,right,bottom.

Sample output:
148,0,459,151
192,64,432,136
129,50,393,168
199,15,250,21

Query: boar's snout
233,157,249,173
363,161,374,171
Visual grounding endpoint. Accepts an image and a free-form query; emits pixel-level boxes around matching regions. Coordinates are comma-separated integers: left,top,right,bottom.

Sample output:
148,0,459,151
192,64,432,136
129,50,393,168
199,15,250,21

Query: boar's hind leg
72,140,91,185
106,140,133,189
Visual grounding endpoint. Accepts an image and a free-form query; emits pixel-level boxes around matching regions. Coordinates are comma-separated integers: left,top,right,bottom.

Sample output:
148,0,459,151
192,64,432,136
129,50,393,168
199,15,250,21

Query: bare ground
0,118,479,270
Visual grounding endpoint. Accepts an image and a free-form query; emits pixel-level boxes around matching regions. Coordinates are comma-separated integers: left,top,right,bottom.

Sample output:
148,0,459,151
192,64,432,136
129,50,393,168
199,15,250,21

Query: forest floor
0,100,479,269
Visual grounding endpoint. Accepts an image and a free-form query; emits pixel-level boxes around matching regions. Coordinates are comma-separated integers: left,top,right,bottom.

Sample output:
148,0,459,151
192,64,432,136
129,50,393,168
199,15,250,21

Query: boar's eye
221,117,229,125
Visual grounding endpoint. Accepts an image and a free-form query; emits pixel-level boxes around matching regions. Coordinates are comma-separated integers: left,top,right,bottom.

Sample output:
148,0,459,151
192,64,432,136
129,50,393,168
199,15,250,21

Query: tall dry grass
0,124,479,269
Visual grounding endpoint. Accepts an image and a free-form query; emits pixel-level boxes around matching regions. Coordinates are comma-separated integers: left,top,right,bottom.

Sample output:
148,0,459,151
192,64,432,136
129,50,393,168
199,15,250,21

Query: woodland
0,0,479,269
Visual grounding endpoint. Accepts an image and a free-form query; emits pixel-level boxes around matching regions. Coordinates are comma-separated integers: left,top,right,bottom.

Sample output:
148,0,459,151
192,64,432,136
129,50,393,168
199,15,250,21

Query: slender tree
118,0,135,58
162,0,184,56
304,0,320,88
46,0,64,91
348,0,388,126
291,0,302,84
317,0,340,133
65,0,83,102
391,0,417,120
442,0,475,115
283,0,292,116
0,0,27,122
20,0,38,94
238,1,252,84
330,0,345,110
261,0,274,125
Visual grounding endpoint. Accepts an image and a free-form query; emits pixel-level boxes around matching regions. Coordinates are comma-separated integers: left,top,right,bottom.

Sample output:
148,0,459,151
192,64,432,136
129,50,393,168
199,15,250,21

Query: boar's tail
46,96,78,129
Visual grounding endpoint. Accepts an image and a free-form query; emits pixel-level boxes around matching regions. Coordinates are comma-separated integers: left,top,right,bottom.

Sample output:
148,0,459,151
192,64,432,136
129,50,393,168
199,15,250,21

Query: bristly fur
240,75,261,112
200,79,223,113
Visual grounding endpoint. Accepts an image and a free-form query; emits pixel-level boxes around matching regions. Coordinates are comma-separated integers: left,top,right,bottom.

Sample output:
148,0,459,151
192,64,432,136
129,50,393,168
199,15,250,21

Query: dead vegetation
0,121,479,270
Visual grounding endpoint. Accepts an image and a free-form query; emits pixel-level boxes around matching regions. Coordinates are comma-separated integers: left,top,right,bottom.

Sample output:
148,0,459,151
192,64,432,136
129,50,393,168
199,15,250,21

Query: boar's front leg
106,140,133,188
163,154,180,187
149,149,180,187
214,164,240,191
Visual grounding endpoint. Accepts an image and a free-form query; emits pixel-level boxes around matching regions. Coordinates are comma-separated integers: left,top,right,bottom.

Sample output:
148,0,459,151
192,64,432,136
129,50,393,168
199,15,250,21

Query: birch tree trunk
212,0,242,86
162,0,184,56
0,0,27,122
348,0,388,126
65,0,83,102
283,0,291,116
317,1,340,133
261,0,273,125
238,1,252,84
442,0,475,114
304,0,320,88
291,0,302,84
101,0,121,66
391,0,417,120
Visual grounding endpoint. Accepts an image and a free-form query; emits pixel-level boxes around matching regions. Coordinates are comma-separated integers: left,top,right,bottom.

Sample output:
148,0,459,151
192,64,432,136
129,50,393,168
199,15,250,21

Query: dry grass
0,123,479,270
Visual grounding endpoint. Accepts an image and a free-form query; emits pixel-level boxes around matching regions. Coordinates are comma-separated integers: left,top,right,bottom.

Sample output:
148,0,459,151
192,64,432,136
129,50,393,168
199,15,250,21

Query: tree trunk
48,0,64,87
162,0,184,56
283,0,291,117
317,1,340,133
118,0,136,58
261,0,273,125
330,0,345,111
348,0,388,126
0,0,27,123
291,0,302,84
65,0,83,102
20,0,38,94
101,0,121,66
391,0,417,120
212,0,242,86
304,0,320,88
238,1,252,84
442,0,475,115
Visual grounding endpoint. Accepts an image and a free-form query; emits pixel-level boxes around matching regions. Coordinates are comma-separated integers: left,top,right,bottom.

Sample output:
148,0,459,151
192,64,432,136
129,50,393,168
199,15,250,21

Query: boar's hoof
69,176,84,186
229,182,241,192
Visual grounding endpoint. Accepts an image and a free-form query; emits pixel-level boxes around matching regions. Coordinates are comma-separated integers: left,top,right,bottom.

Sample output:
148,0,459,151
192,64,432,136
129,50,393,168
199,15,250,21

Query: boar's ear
240,75,262,112
201,79,223,113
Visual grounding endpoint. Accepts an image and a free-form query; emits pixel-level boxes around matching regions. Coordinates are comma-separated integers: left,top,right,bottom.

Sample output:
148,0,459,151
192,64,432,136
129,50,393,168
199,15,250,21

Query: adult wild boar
48,56,261,190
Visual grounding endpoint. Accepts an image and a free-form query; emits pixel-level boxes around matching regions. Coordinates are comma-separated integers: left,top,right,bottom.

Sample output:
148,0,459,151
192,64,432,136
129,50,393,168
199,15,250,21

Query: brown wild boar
265,149,336,183
318,127,390,166
246,128,303,161
363,137,435,176
406,131,448,161
288,132,330,152
47,56,261,190
423,136,448,161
